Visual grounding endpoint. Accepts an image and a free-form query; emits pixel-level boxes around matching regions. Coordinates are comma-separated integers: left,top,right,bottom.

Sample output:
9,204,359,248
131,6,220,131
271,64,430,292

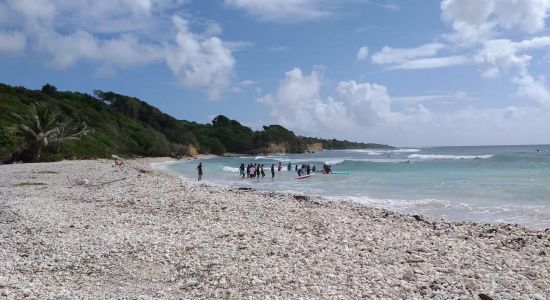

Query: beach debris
77,178,90,186
478,293,494,300
236,187,254,191
293,195,309,202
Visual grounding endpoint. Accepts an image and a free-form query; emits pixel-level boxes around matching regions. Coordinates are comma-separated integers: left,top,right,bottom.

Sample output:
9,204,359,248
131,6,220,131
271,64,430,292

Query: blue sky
1,0,550,146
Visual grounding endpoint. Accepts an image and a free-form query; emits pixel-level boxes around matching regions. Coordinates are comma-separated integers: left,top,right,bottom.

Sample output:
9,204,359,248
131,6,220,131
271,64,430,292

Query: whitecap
390,148,421,153
324,159,345,165
222,166,240,172
408,154,493,160
345,149,385,155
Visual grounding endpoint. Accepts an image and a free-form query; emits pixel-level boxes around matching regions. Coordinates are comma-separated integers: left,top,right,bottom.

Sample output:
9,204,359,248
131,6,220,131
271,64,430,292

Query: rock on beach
0,159,549,299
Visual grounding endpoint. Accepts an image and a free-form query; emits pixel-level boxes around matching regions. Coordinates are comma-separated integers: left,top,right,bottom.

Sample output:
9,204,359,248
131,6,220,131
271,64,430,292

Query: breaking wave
222,166,240,172
408,154,494,160
344,148,421,155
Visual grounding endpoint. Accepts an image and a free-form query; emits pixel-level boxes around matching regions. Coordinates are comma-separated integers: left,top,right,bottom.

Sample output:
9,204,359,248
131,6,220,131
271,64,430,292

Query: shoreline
1,159,549,298
152,157,550,231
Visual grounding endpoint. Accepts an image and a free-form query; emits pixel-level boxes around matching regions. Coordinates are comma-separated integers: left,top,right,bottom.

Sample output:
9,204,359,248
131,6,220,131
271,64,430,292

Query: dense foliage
0,83,391,163
300,136,390,150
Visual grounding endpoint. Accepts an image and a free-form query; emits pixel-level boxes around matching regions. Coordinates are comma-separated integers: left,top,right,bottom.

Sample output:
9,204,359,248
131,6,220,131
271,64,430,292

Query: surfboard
331,171,350,174
294,174,314,179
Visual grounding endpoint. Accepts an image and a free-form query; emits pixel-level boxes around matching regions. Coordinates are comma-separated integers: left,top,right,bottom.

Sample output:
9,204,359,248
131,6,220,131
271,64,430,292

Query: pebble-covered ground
0,159,549,299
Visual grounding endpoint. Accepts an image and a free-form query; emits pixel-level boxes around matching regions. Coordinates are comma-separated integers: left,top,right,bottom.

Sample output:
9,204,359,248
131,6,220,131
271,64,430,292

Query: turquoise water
160,145,550,229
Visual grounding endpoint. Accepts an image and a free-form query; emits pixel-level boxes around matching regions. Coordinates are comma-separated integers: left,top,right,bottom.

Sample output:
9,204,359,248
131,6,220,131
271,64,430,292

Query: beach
0,159,549,299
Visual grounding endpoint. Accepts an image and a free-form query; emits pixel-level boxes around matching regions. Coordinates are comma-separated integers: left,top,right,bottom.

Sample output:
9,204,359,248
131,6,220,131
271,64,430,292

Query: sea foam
408,154,493,160
223,166,240,172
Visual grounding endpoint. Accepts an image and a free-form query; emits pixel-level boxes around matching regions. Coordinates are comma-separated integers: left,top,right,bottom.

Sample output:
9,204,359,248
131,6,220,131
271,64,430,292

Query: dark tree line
0,83,391,163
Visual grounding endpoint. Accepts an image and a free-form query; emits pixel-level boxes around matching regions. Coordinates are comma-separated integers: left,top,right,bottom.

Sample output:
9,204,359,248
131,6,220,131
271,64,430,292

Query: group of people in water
240,162,271,178
197,161,335,181
238,161,333,178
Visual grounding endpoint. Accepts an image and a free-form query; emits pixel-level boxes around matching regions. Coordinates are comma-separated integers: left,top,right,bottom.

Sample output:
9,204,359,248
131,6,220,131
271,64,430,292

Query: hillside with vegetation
0,83,392,163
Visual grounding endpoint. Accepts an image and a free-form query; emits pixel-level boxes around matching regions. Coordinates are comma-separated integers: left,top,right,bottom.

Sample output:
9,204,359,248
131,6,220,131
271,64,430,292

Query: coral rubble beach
0,159,549,299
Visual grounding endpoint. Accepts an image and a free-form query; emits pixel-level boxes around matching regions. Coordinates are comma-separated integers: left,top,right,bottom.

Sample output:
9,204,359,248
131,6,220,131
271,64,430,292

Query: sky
1,0,550,147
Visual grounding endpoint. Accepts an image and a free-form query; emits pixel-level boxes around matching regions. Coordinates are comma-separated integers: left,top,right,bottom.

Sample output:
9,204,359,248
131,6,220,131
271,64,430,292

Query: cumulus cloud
257,67,550,146
475,37,550,78
165,16,236,100
224,0,330,22
0,31,26,53
473,36,550,107
258,67,350,133
513,74,550,108
335,80,399,125
356,46,369,61
258,67,408,136
0,0,237,99
441,0,550,44
437,1,550,109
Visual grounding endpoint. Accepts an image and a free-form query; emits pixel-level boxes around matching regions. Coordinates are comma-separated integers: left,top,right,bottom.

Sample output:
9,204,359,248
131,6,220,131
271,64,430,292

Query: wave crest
408,154,493,160
222,166,240,172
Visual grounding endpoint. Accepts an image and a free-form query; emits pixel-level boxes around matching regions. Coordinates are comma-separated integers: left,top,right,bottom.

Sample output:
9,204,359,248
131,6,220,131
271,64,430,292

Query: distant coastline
0,83,391,164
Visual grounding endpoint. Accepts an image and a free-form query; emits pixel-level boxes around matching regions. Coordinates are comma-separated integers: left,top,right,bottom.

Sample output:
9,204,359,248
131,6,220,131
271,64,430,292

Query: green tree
41,84,58,95
13,103,92,161
0,122,21,162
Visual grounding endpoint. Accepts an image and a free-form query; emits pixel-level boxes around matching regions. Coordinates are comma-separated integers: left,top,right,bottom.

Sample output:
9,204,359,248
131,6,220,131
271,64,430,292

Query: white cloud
390,55,469,70
0,0,237,99
224,0,330,23
336,80,400,125
393,91,474,104
258,67,350,133
371,43,467,70
356,46,369,61
232,80,258,92
384,105,550,146
372,43,445,64
475,37,550,78
165,16,235,100
35,31,163,69
514,74,550,108
258,67,405,136
473,36,550,108
258,67,550,146
0,31,26,53
475,39,530,78
441,0,550,44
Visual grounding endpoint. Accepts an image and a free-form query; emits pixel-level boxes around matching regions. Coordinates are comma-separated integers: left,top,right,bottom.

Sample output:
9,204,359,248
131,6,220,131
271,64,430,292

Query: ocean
159,145,550,229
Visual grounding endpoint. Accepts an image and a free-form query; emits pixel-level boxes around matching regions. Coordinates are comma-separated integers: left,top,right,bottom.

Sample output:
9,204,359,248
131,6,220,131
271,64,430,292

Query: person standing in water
271,164,275,177
197,163,203,181
239,163,245,178
287,162,292,171
278,161,282,172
